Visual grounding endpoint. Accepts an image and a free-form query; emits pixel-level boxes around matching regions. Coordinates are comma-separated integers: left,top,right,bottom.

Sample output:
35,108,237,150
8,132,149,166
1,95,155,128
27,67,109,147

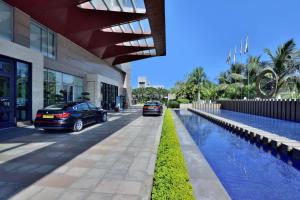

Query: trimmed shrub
177,98,190,104
167,100,180,108
152,109,195,200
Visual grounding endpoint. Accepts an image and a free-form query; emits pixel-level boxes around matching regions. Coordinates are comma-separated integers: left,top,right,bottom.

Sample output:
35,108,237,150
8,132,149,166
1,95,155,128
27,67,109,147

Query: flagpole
245,35,250,99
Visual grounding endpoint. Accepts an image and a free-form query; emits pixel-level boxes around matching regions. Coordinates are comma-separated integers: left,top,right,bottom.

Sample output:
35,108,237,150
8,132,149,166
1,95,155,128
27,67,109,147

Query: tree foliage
132,87,169,103
170,39,300,100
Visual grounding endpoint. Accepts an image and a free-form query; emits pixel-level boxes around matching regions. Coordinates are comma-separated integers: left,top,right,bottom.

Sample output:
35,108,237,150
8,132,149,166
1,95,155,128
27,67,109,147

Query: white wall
0,39,44,121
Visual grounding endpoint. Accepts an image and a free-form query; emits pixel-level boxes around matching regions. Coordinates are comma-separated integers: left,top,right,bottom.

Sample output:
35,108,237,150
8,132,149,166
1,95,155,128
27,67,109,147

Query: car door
78,103,91,124
87,103,98,122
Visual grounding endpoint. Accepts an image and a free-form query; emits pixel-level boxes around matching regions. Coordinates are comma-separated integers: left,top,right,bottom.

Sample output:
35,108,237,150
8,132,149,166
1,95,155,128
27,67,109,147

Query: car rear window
45,104,66,110
144,102,160,106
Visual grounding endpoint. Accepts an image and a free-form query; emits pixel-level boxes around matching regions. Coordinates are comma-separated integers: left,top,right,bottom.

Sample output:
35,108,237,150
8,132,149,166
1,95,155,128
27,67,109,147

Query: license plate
43,114,54,119
148,106,154,109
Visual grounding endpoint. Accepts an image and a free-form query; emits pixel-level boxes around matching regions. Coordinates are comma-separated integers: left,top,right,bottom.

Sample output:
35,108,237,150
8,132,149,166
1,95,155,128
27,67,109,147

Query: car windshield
144,102,160,106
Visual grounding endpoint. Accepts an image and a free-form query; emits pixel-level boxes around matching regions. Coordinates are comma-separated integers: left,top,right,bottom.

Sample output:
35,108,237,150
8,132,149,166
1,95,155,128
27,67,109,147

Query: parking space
0,107,163,200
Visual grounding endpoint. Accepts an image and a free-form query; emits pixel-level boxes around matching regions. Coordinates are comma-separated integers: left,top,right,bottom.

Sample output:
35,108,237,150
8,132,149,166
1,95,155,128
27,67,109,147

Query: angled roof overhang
4,0,166,66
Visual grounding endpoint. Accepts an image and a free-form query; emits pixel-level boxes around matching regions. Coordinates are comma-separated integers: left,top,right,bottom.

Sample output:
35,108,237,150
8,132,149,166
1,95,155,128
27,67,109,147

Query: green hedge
177,98,190,104
152,109,195,200
167,100,180,108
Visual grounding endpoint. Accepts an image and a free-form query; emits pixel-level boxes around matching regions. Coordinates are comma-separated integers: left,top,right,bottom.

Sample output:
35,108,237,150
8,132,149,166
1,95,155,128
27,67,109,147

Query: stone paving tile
59,190,89,200
36,174,78,188
0,108,163,199
86,193,113,200
112,194,140,200
31,187,64,200
65,167,89,177
70,177,101,190
10,186,44,200
94,179,121,194
117,181,142,195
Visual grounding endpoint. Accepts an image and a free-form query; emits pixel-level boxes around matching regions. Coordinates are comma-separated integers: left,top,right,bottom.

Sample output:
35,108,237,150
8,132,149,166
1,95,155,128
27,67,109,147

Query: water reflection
175,109,300,200
198,108,300,141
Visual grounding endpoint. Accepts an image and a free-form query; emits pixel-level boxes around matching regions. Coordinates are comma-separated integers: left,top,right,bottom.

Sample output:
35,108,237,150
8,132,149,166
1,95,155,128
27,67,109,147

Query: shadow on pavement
0,108,141,199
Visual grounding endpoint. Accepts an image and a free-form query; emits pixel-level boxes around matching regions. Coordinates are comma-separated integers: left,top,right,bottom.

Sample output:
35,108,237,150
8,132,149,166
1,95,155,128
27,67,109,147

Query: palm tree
264,39,300,95
245,56,262,98
187,67,207,101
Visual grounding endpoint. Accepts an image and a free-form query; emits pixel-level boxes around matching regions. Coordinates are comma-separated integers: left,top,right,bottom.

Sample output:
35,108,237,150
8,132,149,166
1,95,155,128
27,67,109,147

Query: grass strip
152,109,195,200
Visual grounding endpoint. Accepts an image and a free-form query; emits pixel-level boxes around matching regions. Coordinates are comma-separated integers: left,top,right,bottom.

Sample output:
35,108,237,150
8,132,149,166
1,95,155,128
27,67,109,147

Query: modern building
0,0,166,129
137,76,150,88
137,76,164,88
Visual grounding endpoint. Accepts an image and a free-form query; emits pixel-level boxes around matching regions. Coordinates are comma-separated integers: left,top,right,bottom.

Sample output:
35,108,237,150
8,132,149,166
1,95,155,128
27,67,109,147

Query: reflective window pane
16,62,30,121
41,29,48,56
44,69,83,106
30,22,56,59
48,32,55,58
0,1,12,40
0,76,10,97
63,74,74,85
0,61,11,73
30,23,41,52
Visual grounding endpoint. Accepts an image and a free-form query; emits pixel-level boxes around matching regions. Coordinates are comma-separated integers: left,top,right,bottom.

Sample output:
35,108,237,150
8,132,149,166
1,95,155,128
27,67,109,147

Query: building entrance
0,58,15,128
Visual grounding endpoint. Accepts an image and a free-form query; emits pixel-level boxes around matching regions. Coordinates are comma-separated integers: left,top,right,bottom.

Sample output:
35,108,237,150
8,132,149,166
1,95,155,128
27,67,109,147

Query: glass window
48,32,55,58
30,23,41,52
30,21,56,59
41,29,48,56
16,62,30,121
74,77,83,86
0,1,12,40
78,103,90,111
74,86,83,100
101,82,118,110
0,61,11,73
63,74,74,85
88,103,97,110
44,69,83,106
0,76,10,97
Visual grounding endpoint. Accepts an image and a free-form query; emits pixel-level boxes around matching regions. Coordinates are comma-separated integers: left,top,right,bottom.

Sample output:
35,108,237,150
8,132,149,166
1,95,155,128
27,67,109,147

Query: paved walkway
0,107,163,200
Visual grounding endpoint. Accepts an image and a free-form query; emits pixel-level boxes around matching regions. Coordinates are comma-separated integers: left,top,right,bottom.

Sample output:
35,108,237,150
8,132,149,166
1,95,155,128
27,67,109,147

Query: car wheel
101,113,107,122
73,119,83,132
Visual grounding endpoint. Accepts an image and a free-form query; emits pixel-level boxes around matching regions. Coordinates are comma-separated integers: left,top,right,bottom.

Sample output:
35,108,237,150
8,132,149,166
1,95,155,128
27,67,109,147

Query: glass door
0,59,14,128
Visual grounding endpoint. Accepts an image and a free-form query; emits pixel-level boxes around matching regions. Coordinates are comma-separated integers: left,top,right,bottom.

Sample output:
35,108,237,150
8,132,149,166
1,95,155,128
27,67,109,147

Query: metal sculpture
256,67,278,99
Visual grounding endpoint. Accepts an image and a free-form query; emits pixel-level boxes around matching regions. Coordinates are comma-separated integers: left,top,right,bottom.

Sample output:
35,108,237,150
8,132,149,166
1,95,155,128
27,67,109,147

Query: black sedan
143,101,163,116
34,102,108,132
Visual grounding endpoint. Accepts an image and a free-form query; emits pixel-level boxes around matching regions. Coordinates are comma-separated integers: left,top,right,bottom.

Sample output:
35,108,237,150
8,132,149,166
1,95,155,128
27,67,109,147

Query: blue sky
131,0,300,89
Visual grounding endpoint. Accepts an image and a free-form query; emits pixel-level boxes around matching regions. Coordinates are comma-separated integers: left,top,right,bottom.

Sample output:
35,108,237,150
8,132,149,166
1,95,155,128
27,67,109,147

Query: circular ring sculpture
256,67,278,99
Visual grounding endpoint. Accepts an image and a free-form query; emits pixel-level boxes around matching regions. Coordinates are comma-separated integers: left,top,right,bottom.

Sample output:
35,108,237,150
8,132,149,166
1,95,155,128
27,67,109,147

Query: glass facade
0,0,12,41
101,82,118,110
16,62,31,121
0,59,13,125
30,22,56,59
0,57,31,126
44,69,83,107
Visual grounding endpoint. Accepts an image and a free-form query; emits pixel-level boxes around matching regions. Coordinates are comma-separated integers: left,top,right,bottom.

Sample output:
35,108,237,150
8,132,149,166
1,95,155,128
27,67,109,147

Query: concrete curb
172,110,231,200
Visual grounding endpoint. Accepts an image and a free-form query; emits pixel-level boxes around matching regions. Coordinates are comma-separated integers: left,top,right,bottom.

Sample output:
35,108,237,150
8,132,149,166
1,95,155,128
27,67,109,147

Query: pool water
175,109,300,200
203,109,300,141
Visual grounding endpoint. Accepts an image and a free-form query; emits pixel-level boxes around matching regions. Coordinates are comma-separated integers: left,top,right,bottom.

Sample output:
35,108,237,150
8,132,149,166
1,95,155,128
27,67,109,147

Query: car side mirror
97,107,103,111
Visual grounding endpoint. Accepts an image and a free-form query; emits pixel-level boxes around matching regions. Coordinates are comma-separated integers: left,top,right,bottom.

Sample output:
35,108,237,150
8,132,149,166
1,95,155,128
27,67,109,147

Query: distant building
137,76,165,89
138,76,150,88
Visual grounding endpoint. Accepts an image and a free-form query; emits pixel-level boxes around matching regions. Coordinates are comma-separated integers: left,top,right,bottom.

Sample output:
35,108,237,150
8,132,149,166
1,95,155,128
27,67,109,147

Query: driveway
0,107,163,200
